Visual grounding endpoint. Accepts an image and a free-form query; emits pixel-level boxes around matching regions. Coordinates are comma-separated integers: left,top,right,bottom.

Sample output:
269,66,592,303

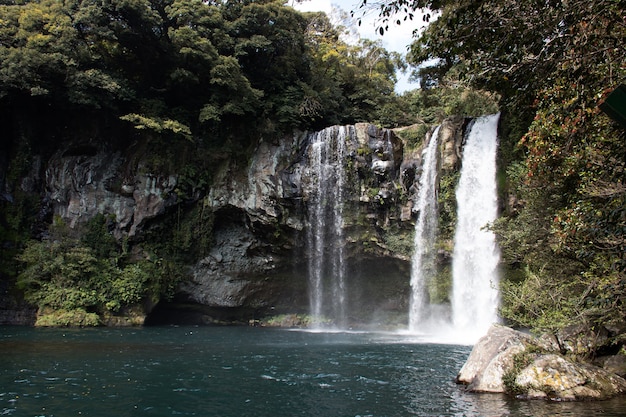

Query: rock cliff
174,123,421,325
1,119,467,326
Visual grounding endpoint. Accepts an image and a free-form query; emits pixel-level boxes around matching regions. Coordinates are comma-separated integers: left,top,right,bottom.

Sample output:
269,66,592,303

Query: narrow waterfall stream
306,126,351,327
408,126,441,332
451,113,501,342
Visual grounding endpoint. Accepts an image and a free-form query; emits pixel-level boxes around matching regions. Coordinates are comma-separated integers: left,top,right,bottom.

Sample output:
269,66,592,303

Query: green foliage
82,213,118,259
303,11,418,128
428,264,451,304
437,170,459,241
119,114,193,142
402,84,499,124
115,263,150,304
382,226,413,258
68,69,133,108
499,267,581,332
174,164,211,200
17,240,110,311
0,190,39,277
142,200,215,262
15,215,179,325
260,313,319,328
394,124,428,149
502,347,541,395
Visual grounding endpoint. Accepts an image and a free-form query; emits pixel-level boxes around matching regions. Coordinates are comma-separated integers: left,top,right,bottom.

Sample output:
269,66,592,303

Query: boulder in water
456,324,536,392
457,324,626,400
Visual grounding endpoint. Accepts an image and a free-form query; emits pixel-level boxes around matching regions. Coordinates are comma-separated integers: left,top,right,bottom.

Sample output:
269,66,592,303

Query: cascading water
306,126,351,328
407,114,500,344
408,126,441,332
451,113,501,342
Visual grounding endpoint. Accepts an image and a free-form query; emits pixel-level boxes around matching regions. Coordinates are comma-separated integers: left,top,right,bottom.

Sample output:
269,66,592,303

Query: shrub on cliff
16,216,170,325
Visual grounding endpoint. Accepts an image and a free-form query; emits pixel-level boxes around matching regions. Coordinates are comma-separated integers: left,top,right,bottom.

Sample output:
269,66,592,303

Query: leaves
370,0,625,334
120,113,193,141
1,0,415,142
15,218,170,321
17,240,110,311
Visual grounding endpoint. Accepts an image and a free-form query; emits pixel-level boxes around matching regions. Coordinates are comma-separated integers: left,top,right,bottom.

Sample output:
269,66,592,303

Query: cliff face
43,148,179,238
172,123,417,325
1,119,467,326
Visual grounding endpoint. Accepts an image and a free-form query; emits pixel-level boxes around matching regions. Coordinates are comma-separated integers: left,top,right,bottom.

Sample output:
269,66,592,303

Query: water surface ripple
1,326,626,416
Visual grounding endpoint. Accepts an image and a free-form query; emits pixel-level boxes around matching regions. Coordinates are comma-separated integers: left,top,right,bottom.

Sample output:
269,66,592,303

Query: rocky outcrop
43,148,178,238
458,324,626,400
182,211,285,308
457,325,536,392
439,116,466,172
515,354,626,400
206,135,304,228
599,354,626,378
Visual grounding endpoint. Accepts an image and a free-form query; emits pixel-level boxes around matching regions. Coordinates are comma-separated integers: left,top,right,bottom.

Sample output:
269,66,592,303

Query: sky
290,0,433,93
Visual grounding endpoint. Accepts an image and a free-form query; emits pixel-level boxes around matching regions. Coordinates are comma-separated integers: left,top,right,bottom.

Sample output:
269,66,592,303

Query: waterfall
408,126,441,332
306,126,351,328
407,114,500,344
451,113,501,342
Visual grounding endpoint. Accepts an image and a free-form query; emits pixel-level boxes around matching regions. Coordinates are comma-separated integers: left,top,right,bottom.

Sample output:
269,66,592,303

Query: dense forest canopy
0,0,433,147
359,0,625,333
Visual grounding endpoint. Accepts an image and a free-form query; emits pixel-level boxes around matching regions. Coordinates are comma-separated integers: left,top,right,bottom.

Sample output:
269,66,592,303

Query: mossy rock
35,308,101,327
260,313,324,328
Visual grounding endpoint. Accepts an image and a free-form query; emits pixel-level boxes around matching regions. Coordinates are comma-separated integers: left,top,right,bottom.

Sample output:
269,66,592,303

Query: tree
302,10,413,127
359,0,626,334
15,215,173,325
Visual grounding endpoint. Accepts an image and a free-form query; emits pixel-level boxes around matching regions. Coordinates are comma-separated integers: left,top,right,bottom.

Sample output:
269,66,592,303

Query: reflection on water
1,326,626,416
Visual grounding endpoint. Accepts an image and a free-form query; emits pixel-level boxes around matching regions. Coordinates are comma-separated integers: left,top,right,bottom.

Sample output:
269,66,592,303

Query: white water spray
408,126,441,332
306,126,351,327
451,113,501,342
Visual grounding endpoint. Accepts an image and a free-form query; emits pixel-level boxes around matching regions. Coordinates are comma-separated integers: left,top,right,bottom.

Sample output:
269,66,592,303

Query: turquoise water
1,326,626,417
